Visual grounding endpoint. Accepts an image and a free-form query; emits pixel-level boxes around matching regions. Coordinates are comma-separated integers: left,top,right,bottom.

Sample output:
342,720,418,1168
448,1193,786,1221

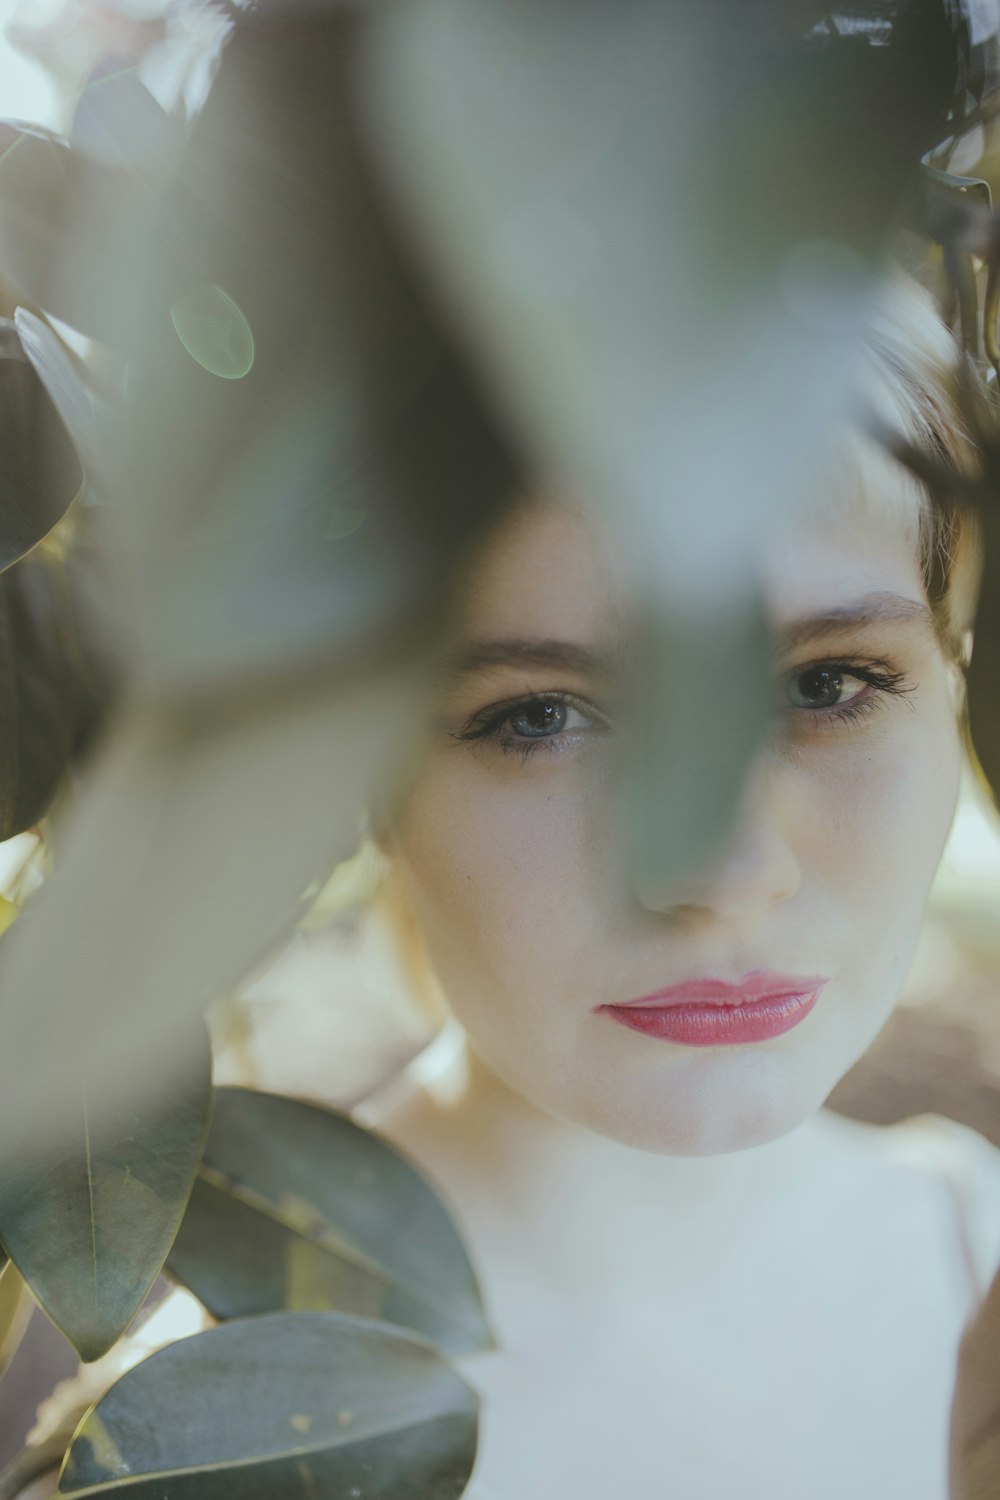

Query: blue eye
454,693,604,756
782,659,912,726
786,666,868,711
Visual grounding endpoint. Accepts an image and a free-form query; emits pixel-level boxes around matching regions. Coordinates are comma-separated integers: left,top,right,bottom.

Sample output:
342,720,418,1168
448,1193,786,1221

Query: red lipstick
595,972,826,1047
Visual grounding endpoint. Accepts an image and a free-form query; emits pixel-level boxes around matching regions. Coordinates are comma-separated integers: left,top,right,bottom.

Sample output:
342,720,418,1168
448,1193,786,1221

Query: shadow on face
382,488,965,1155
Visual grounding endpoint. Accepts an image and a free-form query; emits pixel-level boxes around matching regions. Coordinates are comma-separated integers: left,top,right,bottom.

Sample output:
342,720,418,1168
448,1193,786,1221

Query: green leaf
0,317,82,573
14,309,103,478
0,1029,211,1363
167,1088,493,1355
0,547,112,841
0,1252,33,1382
359,0,925,890
57,1311,478,1499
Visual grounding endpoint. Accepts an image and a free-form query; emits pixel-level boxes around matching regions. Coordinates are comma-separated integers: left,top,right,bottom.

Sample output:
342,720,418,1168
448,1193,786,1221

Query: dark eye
506,700,569,738
786,666,867,710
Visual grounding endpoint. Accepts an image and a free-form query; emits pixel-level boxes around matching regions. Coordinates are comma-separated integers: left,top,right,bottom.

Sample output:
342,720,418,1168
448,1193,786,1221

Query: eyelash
451,691,606,761
784,659,913,731
452,661,913,761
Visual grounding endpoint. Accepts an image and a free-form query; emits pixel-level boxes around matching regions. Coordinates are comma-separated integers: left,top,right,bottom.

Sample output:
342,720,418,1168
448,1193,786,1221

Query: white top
449,1109,1000,1500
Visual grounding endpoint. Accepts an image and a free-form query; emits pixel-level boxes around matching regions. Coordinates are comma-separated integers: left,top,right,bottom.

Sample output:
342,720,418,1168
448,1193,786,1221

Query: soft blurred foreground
0,3,1000,1498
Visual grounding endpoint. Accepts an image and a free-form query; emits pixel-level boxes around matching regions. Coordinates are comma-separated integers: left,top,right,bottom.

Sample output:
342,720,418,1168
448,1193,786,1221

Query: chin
593,1108,816,1158
614,993,904,1157
576,1053,839,1157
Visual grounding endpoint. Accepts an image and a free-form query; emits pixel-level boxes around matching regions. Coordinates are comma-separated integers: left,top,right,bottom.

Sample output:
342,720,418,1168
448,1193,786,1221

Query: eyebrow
443,638,609,679
776,592,934,651
444,593,934,682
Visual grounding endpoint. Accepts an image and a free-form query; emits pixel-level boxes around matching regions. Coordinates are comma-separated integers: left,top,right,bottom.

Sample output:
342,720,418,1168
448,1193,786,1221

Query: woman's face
386,494,963,1155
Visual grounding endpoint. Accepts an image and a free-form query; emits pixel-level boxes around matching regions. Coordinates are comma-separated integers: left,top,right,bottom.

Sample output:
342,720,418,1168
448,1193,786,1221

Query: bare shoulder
815,1108,1000,1304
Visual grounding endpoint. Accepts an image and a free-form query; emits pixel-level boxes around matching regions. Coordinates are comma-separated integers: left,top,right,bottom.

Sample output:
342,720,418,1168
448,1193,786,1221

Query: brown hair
849,274,984,664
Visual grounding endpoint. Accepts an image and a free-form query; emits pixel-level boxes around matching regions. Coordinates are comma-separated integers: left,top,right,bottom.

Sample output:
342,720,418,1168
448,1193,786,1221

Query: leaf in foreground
58,1310,478,1499
167,1087,493,1354
0,1252,33,1381
0,546,113,842
0,1030,211,1362
0,316,82,575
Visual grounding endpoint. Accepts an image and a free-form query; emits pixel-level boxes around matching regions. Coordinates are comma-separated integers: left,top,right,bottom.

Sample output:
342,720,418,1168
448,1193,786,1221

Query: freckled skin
386,502,963,1157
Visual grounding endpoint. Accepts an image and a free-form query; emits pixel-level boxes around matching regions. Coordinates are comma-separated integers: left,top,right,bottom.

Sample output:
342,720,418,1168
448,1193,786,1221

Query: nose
631,762,802,925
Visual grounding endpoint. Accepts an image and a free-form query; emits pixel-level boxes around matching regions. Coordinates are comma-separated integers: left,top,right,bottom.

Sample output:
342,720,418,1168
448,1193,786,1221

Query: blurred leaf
0,124,162,347
0,667,421,1164
167,1087,492,1355
71,62,183,174
0,548,112,841
0,125,71,316
102,9,519,696
0,1028,211,1363
623,601,774,901
58,1311,478,1499
0,1253,33,1383
14,310,103,478
358,0,950,887
0,317,82,573
0,10,519,1164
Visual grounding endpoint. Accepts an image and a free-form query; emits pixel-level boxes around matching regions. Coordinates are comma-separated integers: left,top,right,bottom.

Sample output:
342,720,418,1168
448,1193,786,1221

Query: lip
595,971,828,1047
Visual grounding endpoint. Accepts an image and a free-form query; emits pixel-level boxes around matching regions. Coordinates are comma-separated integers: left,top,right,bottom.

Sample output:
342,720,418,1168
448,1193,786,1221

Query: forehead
457,495,926,642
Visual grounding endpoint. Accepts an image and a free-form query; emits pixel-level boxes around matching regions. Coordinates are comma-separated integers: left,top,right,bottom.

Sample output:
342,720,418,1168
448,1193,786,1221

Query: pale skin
360,494,981,1498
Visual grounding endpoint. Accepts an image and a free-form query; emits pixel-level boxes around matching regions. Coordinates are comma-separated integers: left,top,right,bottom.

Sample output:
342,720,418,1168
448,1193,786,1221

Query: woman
353,276,1000,1500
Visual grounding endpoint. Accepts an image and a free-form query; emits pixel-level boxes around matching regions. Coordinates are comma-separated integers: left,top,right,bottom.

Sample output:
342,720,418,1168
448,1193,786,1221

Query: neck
358,1021,819,1256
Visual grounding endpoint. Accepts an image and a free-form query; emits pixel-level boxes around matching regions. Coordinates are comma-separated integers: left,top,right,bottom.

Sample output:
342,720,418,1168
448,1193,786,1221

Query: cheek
794,712,960,962
391,757,604,1008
